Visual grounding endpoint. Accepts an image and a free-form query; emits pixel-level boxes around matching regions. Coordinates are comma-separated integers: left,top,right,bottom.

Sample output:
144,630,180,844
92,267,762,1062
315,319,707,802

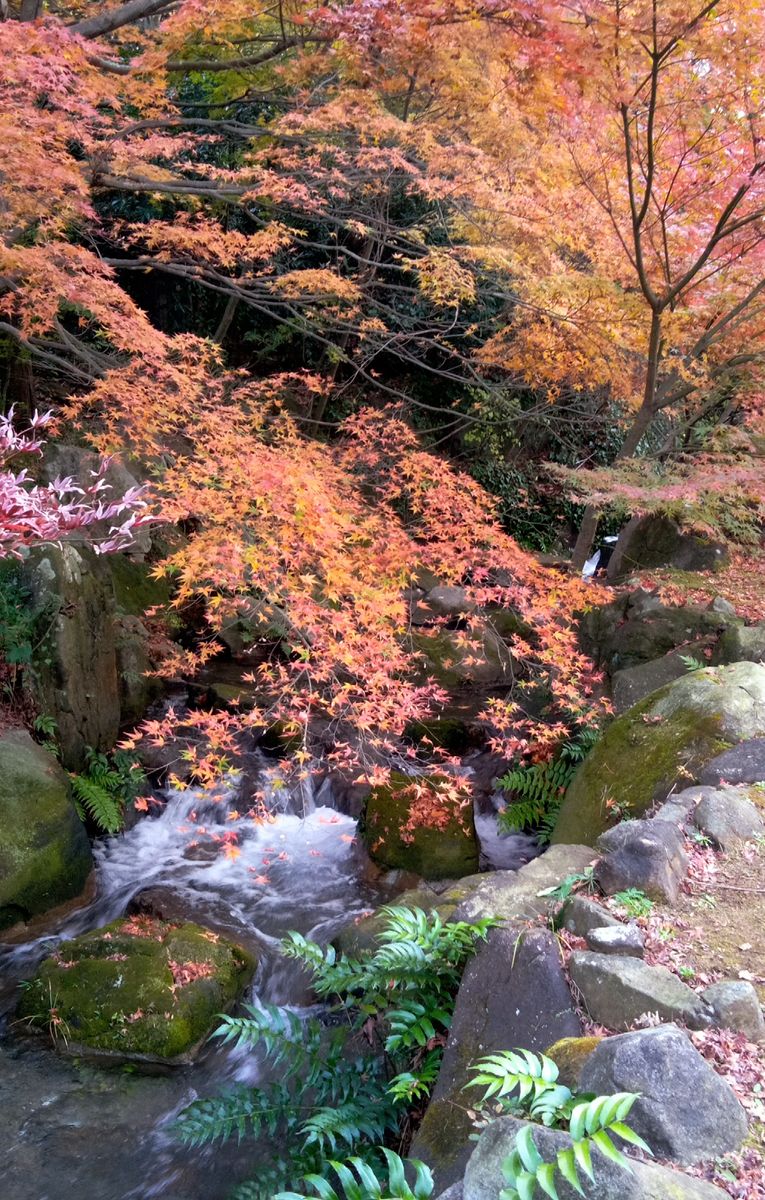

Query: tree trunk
570,309,663,572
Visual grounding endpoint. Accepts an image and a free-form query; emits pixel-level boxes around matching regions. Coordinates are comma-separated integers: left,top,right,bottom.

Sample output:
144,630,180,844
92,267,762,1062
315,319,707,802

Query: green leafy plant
465,1050,651,1200
70,747,147,835
679,654,705,672
498,730,599,844
33,713,59,756
611,889,654,918
176,907,495,1199
537,867,595,904
274,1150,434,1200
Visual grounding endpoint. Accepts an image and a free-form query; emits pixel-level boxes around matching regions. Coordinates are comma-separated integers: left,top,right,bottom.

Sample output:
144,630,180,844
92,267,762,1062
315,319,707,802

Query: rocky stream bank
1,517,765,1199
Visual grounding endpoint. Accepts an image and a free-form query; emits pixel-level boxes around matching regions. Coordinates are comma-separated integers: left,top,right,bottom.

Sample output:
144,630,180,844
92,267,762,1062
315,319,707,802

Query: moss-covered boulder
553,662,765,846
19,916,255,1064
0,730,92,931
545,1035,602,1089
413,622,516,688
403,716,475,755
363,772,479,879
606,514,729,581
24,544,121,771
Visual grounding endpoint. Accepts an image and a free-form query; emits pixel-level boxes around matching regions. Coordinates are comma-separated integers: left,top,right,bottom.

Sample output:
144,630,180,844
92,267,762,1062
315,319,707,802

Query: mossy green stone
0,730,92,930
19,917,255,1062
545,1035,602,1088
403,717,473,754
553,662,765,846
108,555,172,618
363,772,479,879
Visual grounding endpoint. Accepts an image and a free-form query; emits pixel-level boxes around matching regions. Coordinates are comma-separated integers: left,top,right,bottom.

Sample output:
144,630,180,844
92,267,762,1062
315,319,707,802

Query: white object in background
582,548,601,579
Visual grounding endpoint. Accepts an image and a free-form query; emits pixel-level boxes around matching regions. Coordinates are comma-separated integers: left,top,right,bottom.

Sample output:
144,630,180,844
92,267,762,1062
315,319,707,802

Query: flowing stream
0,749,536,1199
0,763,392,1200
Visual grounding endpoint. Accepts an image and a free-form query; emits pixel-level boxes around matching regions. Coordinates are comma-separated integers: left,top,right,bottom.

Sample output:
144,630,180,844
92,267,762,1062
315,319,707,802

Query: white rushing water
0,768,387,1200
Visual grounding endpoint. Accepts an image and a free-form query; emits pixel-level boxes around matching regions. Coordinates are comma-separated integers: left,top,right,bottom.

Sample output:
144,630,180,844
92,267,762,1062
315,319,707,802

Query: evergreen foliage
466,1050,651,1200
70,748,147,835
175,907,495,1199
498,730,599,844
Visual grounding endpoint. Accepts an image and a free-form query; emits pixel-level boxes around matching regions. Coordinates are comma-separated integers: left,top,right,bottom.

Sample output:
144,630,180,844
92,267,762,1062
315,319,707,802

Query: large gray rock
701,981,765,1042
411,927,582,1189
423,586,476,618
607,515,728,582
712,622,765,666
463,1114,731,1200
24,544,121,771
692,786,764,849
560,894,620,937
586,924,644,957
0,730,92,930
568,952,712,1031
452,844,595,924
698,737,765,786
611,642,713,714
595,819,688,902
553,663,765,845
580,588,737,677
580,1025,748,1165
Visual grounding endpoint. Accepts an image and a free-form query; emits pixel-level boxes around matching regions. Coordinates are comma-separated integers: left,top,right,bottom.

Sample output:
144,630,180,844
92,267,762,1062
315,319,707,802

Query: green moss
0,730,92,929
412,630,464,688
362,772,479,880
109,556,171,618
545,1036,602,1089
403,717,474,754
19,917,255,1061
552,689,730,846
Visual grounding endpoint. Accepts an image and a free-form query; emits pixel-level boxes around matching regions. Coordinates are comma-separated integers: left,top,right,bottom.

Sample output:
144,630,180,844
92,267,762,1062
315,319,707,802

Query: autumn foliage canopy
3,0,765,788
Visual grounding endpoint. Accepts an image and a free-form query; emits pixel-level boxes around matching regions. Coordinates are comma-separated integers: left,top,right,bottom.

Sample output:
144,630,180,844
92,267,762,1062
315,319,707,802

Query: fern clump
275,1149,435,1200
70,747,147,835
176,907,495,1199
498,729,599,844
466,1049,651,1199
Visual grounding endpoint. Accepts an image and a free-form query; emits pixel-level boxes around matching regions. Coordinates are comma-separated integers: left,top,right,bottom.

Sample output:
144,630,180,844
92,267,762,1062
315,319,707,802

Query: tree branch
69,0,176,39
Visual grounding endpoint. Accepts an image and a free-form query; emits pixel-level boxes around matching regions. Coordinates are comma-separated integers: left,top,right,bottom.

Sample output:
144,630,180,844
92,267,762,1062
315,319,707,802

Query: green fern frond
500,1092,651,1200
275,1150,435,1200
465,1050,563,1106
70,774,123,835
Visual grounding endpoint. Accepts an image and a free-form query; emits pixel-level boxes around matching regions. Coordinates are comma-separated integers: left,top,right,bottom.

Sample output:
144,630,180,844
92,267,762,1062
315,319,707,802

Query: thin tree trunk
213,295,239,345
571,310,662,572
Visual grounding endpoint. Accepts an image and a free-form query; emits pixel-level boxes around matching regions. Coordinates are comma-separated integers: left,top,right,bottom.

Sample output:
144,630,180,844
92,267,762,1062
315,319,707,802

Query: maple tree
3,0,764,805
472,1,765,565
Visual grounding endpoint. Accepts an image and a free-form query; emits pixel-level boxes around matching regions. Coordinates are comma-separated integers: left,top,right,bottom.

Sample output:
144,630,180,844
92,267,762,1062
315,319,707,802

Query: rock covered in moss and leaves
553,663,765,845
580,589,735,675
463,1113,732,1200
606,515,729,582
362,772,479,879
0,730,92,931
18,916,255,1064
700,981,765,1042
580,1025,748,1165
568,953,712,1031
544,1035,603,1089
